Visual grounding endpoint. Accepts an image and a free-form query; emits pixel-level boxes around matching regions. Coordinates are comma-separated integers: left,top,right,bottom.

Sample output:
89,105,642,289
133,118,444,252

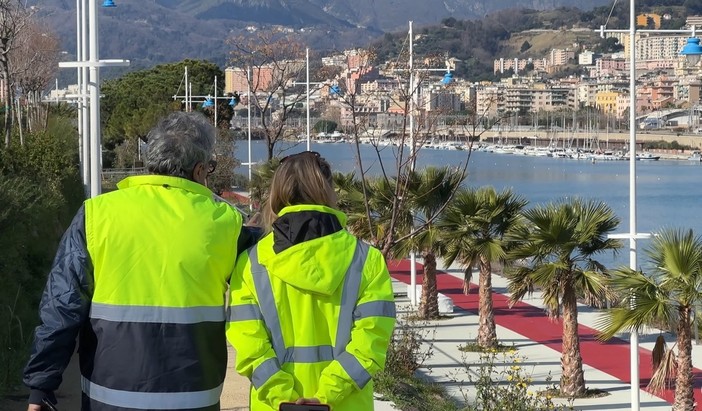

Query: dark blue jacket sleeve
22,205,93,406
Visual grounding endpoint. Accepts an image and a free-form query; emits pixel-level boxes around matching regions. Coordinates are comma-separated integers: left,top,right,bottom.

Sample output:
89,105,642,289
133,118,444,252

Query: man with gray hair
23,111,256,411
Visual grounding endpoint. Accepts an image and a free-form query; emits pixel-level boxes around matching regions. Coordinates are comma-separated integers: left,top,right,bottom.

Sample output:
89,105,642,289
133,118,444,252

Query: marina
239,139,702,269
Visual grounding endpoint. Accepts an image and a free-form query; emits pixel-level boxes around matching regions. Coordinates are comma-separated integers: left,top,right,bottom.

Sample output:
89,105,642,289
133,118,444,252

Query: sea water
236,140,702,268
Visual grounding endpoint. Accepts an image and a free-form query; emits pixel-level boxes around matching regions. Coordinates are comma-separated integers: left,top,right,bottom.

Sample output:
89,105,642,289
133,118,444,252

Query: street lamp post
598,7,702,411
225,67,254,207
59,0,129,198
306,48,310,151
247,66,252,188
403,20,455,307
75,0,86,192
290,48,326,151
198,76,240,127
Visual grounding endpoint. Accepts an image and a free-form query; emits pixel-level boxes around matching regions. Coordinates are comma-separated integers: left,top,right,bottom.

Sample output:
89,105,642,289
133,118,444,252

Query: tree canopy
101,59,224,165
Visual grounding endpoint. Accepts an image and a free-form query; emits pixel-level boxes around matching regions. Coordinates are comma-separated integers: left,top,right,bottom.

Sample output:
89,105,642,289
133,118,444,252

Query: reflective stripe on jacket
227,204,396,411
80,175,242,410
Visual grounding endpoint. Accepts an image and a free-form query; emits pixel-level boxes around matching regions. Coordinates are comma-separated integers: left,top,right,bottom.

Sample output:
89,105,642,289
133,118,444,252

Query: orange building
637,13,661,29
224,66,275,94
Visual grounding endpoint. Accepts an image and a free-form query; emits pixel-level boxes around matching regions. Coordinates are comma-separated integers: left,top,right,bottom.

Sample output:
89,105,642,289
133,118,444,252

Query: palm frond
505,265,536,306
648,343,677,394
463,266,473,295
574,269,608,308
651,334,668,371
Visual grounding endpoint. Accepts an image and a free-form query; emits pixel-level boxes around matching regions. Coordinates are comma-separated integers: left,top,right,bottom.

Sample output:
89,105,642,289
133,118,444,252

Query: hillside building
550,49,575,66
637,13,662,29
493,57,547,74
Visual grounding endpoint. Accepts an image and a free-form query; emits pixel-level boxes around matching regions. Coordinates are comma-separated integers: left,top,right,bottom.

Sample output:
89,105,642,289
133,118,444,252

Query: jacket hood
258,205,356,296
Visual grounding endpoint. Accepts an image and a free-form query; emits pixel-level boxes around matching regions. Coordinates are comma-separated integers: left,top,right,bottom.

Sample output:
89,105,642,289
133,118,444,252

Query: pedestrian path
383,259,702,410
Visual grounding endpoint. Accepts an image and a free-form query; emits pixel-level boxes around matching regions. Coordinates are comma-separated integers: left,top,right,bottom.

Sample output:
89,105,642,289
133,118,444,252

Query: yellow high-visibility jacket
227,204,396,411
24,175,249,411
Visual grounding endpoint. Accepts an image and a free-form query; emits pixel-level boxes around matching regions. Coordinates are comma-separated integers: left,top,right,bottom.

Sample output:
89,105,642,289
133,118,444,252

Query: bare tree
0,0,31,146
10,22,59,135
331,46,467,254
228,32,309,160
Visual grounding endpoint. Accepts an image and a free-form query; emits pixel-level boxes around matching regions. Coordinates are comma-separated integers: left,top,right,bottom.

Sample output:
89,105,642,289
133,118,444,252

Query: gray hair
145,111,215,179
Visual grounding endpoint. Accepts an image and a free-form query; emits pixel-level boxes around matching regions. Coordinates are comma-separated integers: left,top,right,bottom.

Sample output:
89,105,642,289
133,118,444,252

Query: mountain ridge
29,0,612,78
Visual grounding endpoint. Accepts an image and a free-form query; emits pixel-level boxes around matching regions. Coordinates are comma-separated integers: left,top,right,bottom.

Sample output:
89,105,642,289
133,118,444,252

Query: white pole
214,76,218,127
409,20,414,162
408,20,418,307
247,66,252,187
55,78,59,105
306,47,310,151
75,0,83,187
628,1,640,410
188,82,192,113
185,66,189,112
81,0,90,193
88,0,101,198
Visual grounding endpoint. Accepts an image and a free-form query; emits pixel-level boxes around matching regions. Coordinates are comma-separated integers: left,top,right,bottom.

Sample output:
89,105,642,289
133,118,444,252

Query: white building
579,51,596,65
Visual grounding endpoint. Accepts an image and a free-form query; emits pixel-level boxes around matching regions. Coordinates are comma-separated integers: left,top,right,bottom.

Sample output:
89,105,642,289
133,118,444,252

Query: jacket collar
272,205,346,253
277,204,347,225
117,175,212,197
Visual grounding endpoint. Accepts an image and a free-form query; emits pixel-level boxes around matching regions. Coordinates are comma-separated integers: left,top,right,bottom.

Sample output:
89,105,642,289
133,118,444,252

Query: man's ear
193,162,207,185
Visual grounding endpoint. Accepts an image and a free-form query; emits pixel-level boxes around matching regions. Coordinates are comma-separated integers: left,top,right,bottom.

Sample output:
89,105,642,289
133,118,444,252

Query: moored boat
636,152,660,161
688,151,702,162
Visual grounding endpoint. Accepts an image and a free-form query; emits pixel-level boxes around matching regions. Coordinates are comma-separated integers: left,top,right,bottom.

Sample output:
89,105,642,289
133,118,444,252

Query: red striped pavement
388,260,702,407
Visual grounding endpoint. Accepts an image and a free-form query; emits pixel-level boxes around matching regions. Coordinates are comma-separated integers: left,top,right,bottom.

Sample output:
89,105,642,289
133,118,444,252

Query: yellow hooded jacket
227,204,396,411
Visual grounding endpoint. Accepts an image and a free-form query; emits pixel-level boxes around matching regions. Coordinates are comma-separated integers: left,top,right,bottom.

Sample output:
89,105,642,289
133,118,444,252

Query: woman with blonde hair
227,151,396,411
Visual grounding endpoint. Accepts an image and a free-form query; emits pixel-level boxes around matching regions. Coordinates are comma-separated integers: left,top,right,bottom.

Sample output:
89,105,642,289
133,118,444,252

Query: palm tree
506,198,620,397
249,158,279,211
400,167,464,319
597,229,702,411
339,167,463,320
437,187,527,349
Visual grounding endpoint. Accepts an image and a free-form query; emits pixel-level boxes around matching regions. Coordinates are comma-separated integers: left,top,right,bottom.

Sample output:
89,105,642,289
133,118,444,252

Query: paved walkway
0,344,252,411
385,259,702,410
5,258,697,411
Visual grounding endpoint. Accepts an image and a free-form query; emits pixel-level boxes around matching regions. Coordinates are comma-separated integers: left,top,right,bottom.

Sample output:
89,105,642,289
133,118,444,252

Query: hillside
33,0,702,84
29,0,614,79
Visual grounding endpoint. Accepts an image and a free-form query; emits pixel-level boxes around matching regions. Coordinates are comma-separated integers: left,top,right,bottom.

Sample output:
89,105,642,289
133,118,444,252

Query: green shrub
383,317,434,378
0,115,83,396
374,315,457,411
463,349,574,411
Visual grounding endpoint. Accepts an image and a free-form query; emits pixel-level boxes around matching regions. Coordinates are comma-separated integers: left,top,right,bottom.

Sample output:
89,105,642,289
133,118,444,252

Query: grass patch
405,313,454,322
542,387,610,399
374,371,461,411
459,341,516,353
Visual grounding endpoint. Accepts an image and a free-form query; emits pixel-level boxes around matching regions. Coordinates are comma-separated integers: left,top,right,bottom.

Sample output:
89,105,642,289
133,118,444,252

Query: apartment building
577,82,599,107
224,58,305,94
595,90,621,115
476,86,504,118
637,13,662,29
615,93,630,118
614,32,687,64
422,90,462,112
225,66,274,94
635,35,687,64
550,49,575,66
361,78,401,94
578,51,596,65
594,57,627,77
685,16,702,29
493,57,547,74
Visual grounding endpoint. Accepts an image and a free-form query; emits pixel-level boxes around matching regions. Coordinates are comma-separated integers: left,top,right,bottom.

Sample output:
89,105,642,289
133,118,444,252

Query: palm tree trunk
419,252,439,320
673,306,694,411
560,280,586,397
477,256,497,348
